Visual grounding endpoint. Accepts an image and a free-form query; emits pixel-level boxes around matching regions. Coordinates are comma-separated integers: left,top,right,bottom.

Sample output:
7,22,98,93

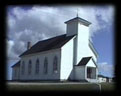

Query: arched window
28,60,32,75
21,61,25,75
44,57,48,74
35,59,39,74
53,56,58,73
14,69,17,77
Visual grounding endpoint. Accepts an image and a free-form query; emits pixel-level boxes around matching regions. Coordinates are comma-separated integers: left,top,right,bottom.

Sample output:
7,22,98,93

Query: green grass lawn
99,82,115,91
6,82,115,92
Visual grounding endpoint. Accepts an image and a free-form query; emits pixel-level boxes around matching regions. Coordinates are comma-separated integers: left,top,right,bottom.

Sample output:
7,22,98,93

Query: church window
53,56,58,73
28,60,32,75
14,69,17,77
35,59,39,74
44,57,48,74
21,61,25,75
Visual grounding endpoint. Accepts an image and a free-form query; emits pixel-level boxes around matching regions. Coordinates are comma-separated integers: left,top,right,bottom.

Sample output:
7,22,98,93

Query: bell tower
65,16,92,65
65,16,91,37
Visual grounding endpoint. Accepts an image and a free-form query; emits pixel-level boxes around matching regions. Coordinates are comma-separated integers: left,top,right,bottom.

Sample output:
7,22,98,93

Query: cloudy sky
6,5,114,80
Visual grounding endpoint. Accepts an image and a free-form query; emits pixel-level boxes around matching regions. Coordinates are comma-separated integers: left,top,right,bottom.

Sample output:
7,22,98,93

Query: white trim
61,36,76,49
89,40,98,58
91,57,98,68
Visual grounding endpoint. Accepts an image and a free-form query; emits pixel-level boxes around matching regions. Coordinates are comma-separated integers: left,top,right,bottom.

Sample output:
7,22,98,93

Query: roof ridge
38,34,66,42
28,34,67,49
30,34,67,48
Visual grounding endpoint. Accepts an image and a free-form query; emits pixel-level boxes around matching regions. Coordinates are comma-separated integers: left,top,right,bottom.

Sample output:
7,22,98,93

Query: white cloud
6,39,20,61
7,5,114,61
98,62,114,77
7,39,14,56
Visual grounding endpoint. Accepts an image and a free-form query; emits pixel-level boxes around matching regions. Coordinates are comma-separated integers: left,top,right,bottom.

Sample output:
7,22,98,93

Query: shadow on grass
6,82,115,93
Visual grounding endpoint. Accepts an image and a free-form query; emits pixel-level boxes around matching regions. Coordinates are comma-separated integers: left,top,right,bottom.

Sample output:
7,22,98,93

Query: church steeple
65,16,92,65
65,16,91,36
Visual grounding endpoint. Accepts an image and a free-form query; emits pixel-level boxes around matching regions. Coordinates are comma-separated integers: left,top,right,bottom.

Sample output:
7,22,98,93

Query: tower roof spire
76,8,79,17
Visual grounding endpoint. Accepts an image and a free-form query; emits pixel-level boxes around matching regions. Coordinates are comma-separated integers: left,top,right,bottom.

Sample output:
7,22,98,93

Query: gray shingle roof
65,17,91,26
20,34,75,57
76,57,92,66
11,61,20,68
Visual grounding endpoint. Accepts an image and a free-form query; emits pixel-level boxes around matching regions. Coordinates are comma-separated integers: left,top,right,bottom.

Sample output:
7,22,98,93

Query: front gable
86,58,97,67
76,57,97,67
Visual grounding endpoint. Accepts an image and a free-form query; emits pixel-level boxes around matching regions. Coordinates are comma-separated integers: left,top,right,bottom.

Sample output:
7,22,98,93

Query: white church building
12,16,99,82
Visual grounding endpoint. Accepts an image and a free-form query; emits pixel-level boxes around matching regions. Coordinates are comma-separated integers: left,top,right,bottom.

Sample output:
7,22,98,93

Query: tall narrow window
35,59,39,74
53,56,58,73
14,68,17,77
21,61,25,75
28,60,32,75
44,57,48,74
